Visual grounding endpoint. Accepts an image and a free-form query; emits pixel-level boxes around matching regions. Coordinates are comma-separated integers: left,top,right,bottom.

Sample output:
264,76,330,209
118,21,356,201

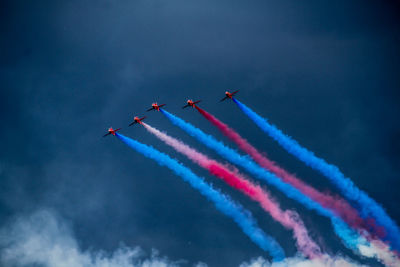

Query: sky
1,0,399,266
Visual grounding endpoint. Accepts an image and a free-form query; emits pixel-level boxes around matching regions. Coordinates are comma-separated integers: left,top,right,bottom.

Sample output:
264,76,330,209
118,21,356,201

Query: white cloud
0,209,379,267
0,210,181,267
239,256,367,267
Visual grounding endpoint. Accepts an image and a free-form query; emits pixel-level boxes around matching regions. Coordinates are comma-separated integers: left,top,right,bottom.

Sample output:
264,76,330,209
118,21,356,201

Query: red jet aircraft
103,127,121,137
182,99,201,109
129,116,146,126
147,103,166,111
220,90,239,102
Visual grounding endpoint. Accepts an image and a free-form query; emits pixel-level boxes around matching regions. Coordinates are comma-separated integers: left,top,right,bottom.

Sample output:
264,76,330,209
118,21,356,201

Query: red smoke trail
142,122,322,259
195,106,385,240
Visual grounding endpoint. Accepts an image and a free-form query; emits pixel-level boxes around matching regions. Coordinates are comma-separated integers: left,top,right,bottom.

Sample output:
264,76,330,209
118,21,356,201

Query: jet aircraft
182,99,201,109
103,127,121,137
147,103,166,111
220,90,239,102
129,116,146,126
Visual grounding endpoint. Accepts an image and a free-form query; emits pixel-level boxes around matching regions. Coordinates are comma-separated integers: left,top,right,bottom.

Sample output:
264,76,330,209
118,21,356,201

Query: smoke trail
159,109,400,265
195,106,384,240
115,133,285,261
332,219,400,267
142,122,322,259
232,98,400,251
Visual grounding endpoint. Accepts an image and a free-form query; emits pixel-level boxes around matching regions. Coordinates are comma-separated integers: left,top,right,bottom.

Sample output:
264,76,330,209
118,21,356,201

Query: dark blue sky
1,1,399,266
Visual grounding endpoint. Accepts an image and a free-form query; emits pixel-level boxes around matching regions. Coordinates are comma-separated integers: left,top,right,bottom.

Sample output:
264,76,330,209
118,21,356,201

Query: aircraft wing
182,104,190,109
129,121,136,126
193,100,201,104
146,107,154,111
219,96,228,102
103,132,111,137
232,90,239,95
159,104,166,108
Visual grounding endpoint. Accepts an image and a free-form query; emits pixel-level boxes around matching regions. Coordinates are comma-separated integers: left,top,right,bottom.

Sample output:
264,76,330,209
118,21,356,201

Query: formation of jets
103,90,239,137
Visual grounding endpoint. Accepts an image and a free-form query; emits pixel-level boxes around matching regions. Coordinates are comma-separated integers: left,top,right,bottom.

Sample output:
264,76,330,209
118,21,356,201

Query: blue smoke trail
115,133,285,261
160,109,372,253
232,98,400,250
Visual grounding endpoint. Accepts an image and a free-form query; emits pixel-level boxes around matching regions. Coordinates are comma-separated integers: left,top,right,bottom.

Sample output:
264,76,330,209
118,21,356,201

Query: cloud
239,256,366,267
0,209,372,267
0,210,186,267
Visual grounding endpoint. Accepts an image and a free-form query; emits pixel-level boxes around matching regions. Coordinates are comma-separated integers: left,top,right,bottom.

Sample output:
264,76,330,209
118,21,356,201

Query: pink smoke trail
195,106,385,241
142,122,322,259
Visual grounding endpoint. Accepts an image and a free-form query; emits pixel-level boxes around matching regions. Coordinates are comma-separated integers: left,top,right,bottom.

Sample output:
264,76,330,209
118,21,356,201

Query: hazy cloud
0,210,184,267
